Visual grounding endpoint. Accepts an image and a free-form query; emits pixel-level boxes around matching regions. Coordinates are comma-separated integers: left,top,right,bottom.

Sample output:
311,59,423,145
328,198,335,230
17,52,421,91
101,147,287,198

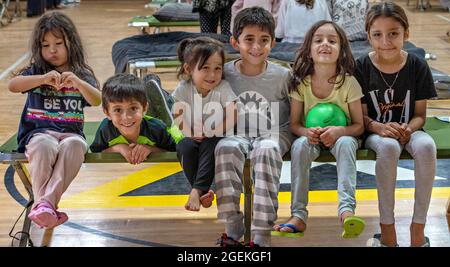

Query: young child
273,20,366,238
326,0,369,41
275,0,331,43
214,7,293,247
231,0,282,33
172,37,237,212
7,12,101,229
90,73,178,165
355,2,437,247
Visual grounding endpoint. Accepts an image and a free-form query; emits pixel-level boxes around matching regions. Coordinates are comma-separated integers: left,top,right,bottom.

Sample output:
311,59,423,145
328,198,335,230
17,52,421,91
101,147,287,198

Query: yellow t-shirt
290,75,363,125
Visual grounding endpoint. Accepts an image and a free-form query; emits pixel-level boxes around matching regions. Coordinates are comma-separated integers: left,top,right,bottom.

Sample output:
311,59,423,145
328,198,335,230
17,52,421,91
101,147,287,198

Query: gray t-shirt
172,79,237,137
224,60,291,137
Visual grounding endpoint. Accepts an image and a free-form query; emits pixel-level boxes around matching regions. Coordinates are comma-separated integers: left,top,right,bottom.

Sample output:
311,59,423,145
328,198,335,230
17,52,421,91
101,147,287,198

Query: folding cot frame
128,15,200,35
129,0,198,34
1,118,450,247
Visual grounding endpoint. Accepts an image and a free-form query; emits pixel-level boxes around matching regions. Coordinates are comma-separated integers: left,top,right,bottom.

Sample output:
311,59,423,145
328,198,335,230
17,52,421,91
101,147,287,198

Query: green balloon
305,103,348,128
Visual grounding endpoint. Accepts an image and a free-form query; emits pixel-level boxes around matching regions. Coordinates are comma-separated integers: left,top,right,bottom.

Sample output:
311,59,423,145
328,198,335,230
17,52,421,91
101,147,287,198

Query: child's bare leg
199,190,214,208
380,223,397,247
185,188,201,211
410,223,426,247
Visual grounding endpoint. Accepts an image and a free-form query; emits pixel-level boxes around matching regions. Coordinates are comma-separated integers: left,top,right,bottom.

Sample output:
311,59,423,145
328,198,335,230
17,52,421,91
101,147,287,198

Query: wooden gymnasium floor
0,0,449,247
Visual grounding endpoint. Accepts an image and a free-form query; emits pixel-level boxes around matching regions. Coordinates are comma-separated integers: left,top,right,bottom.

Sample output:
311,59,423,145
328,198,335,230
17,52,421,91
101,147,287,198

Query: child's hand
113,144,133,164
319,126,345,147
398,123,412,145
42,70,61,89
129,143,152,164
379,122,403,139
306,127,321,145
60,72,82,89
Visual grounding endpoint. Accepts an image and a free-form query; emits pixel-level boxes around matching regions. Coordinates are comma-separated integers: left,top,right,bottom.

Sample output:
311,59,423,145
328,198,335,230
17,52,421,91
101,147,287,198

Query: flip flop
271,223,304,237
342,216,366,238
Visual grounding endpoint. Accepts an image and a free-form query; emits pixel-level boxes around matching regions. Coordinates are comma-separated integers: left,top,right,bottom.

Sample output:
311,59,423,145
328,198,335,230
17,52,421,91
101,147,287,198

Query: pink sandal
28,201,58,229
54,211,69,227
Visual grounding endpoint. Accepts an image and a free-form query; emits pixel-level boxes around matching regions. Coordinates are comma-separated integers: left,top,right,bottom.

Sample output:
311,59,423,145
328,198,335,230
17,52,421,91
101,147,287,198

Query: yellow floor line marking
60,164,450,208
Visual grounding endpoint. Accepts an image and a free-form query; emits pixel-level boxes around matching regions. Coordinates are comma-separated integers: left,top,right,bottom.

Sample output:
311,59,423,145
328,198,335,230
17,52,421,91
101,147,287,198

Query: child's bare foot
410,223,426,247
185,189,201,211
273,216,306,233
200,190,214,208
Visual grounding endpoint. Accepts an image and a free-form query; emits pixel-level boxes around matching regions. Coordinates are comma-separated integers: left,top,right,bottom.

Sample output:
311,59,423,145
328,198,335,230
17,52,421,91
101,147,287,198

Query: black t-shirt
16,67,97,152
355,53,436,124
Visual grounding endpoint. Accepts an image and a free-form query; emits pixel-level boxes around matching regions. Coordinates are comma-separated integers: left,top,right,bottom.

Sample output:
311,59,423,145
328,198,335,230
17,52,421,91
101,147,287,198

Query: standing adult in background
188,0,235,36
327,0,369,41
47,0,62,9
230,0,282,33
275,0,331,44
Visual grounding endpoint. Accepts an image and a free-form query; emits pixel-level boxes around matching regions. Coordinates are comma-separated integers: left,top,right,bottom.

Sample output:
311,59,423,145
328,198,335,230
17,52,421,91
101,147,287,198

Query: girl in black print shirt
355,2,437,247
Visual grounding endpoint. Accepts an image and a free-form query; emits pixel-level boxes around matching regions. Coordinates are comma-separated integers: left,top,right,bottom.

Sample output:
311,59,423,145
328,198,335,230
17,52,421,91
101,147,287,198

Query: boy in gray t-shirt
215,7,294,247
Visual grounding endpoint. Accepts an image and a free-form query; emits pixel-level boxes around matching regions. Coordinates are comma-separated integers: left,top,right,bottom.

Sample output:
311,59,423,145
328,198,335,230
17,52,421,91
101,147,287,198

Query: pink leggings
25,131,87,209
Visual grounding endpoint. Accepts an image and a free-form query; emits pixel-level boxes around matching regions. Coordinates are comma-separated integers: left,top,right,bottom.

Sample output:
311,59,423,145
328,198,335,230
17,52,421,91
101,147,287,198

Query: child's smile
105,100,147,142
232,25,275,67
311,23,340,65
188,52,223,96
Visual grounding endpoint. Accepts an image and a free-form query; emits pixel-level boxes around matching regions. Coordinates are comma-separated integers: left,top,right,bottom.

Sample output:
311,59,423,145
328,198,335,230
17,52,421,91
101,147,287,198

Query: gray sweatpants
365,131,436,224
290,136,359,224
214,132,293,242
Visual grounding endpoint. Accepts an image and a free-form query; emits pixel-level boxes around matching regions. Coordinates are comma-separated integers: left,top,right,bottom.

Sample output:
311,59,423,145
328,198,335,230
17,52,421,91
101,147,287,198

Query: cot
1,117,450,247
128,15,199,34
144,0,178,9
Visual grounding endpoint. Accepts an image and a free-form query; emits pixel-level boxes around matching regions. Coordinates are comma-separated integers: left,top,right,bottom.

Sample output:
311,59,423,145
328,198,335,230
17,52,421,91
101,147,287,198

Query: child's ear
230,36,240,51
404,29,409,41
103,107,111,120
143,103,148,115
271,38,276,49
183,63,190,76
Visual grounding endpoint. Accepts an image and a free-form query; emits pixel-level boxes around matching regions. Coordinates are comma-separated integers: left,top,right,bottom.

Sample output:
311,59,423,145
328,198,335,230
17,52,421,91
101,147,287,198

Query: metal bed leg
0,0,12,26
12,0,21,18
243,160,253,245
447,197,450,231
11,161,34,247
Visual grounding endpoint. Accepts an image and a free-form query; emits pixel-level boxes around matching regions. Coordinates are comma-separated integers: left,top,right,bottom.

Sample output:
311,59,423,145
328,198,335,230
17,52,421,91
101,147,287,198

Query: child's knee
378,138,402,158
335,136,358,151
60,137,87,153
177,138,196,153
415,139,436,159
215,140,243,157
291,136,309,151
27,135,58,155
